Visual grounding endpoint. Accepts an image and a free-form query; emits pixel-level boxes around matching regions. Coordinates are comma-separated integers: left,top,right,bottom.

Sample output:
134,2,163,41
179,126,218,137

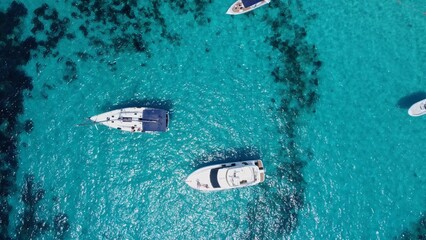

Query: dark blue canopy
141,109,168,132
242,0,263,7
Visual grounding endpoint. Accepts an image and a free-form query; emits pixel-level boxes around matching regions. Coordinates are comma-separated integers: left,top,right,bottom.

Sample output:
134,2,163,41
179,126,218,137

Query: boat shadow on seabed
101,98,174,118
397,91,426,109
192,147,261,169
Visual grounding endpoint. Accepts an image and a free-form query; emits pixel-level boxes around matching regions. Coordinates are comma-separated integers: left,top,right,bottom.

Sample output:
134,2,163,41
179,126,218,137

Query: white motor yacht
185,160,265,191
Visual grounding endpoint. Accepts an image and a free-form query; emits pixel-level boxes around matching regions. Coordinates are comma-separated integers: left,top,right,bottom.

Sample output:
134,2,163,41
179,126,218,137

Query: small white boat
408,99,426,117
185,160,265,191
90,107,169,132
226,0,270,15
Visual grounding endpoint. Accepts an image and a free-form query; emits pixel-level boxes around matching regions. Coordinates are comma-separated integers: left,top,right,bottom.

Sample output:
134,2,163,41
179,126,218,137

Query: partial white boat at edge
185,160,265,191
226,0,270,15
408,99,426,117
90,107,169,133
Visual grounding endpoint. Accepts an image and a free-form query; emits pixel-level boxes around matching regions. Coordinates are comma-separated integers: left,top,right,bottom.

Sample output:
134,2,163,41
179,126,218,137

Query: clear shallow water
294,0,426,239
0,0,425,239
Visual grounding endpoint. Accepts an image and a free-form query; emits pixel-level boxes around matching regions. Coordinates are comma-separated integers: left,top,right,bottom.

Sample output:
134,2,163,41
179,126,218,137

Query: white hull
226,0,270,15
90,107,169,132
408,99,426,117
185,160,265,192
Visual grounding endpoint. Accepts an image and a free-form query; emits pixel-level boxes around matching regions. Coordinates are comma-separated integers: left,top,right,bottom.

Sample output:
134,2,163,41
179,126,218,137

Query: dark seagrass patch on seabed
0,2,34,238
243,0,322,238
15,175,70,239
30,3,82,89
69,0,183,59
166,0,214,25
15,174,49,239
69,0,216,60
0,2,70,239
63,58,78,83
31,3,70,58
396,213,426,239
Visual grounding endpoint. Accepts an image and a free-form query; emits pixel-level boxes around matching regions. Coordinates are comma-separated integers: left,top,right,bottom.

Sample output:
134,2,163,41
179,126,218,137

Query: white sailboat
90,107,169,132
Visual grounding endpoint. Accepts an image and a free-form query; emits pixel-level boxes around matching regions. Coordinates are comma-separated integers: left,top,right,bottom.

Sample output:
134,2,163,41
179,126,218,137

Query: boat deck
228,0,269,14
230,2,249,13
91,107,169,132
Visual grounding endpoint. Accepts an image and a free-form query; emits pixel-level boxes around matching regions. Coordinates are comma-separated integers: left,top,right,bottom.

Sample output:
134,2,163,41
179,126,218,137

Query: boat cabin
210,166,260,189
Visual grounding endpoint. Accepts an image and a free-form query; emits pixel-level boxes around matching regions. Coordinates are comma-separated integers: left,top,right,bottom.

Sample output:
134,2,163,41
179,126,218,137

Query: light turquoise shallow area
295,0,426,239
3,0,426,239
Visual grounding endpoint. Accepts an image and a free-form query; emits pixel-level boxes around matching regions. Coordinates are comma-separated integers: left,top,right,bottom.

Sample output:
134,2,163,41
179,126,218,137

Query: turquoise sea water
1,0,425,239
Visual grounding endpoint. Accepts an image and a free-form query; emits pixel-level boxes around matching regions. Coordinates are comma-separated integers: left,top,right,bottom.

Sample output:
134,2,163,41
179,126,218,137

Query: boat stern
255,160,265,183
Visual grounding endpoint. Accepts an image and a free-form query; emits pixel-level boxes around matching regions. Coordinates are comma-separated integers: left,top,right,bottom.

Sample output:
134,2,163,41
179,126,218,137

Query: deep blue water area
0,0,425,239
